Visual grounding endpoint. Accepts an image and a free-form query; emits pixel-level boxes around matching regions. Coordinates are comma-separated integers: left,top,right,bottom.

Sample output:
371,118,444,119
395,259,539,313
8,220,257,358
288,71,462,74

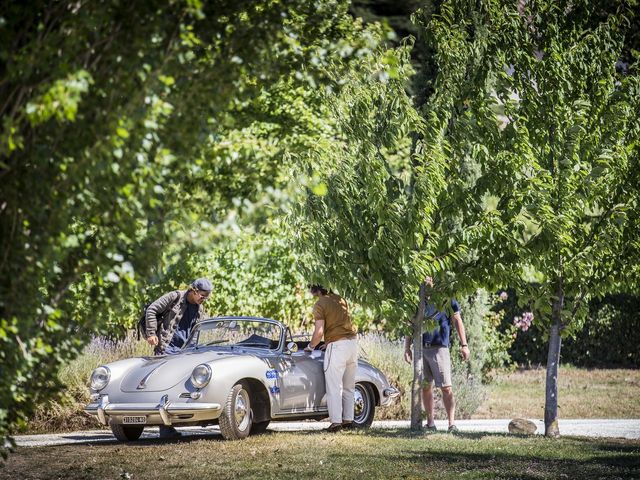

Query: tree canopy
0,0,382,452
458,0,640,436
291,0,640,435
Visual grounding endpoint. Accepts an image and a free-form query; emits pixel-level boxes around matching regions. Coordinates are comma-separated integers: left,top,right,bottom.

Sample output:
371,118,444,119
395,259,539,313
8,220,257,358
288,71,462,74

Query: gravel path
14,419,640,447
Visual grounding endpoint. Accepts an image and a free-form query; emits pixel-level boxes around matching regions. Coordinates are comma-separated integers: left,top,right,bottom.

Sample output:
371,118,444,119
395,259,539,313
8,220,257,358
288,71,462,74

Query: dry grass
3,430,639,479
474,366,640,419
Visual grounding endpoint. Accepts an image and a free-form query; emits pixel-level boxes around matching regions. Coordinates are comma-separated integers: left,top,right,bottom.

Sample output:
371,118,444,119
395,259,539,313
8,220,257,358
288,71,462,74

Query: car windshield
186,318,282,350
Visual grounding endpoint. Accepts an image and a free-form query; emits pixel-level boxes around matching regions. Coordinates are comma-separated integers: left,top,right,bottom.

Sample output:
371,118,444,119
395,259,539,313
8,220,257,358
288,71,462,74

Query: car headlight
90,366,111,391
191,364,212,389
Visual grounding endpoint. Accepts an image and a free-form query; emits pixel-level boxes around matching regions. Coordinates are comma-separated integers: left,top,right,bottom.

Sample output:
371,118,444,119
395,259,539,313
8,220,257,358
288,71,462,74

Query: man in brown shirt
305,284,357,432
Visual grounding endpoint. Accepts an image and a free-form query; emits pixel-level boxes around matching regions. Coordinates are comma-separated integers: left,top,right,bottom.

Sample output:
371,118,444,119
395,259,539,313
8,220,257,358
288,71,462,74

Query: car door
274,350,326,413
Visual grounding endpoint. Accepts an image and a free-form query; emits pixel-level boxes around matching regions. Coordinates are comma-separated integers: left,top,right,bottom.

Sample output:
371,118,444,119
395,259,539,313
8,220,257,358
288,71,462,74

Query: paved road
14,419,640,447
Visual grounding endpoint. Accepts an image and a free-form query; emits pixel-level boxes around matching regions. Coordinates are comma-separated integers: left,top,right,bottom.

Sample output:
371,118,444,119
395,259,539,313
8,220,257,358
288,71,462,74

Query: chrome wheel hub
234,389,250,430
354,386,368,422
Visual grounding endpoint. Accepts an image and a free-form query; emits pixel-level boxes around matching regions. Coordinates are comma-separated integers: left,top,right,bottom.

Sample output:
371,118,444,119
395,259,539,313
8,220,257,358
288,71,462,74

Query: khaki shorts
422,346,452,388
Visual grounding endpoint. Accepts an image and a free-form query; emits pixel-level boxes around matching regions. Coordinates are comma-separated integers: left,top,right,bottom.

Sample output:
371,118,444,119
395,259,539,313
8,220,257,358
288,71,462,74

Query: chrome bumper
84,394,221,426
383,387,400,399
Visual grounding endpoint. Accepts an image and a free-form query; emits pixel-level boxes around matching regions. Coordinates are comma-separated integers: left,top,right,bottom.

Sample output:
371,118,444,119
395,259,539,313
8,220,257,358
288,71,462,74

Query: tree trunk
544,281,564,437
410,282,427,431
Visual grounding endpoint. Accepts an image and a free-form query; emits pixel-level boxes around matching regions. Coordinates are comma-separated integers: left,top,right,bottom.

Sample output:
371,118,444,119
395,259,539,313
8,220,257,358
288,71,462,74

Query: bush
456,290,516,383
505,293,640,368
358,289,520,421
25,289,519,433
359,331,487,421
28,329,491,432
24,334,150,433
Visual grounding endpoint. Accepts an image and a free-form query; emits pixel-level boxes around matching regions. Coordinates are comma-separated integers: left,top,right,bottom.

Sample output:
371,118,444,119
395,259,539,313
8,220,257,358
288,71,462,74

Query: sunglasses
194,290,210,300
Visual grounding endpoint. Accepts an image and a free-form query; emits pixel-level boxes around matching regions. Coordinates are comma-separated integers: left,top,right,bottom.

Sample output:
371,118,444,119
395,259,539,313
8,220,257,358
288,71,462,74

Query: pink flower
499,291,508,301
513,311,534,331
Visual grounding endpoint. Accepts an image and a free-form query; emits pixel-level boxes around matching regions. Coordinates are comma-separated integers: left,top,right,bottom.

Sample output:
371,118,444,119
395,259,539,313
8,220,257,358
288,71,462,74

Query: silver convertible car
85,316,399,441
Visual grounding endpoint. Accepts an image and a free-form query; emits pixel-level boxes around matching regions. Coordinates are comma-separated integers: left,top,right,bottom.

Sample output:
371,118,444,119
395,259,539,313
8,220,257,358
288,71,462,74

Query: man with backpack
144,278,212,355
143,277,212,438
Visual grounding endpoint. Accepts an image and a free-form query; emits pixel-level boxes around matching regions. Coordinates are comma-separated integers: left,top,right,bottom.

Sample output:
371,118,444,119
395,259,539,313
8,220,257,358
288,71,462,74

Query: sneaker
325,423,343,433
447,425,459,434
342,421,355,430
425,424,437,432
159,426,183,439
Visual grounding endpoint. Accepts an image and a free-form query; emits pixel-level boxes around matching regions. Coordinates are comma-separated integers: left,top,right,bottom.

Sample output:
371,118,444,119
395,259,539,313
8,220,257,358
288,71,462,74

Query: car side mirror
285,342,298,354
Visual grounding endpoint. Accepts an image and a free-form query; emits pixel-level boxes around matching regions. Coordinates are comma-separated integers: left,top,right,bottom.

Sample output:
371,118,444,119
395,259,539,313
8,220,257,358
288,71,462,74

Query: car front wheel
219,382,253,440
109,420,144,441
352,383,375,428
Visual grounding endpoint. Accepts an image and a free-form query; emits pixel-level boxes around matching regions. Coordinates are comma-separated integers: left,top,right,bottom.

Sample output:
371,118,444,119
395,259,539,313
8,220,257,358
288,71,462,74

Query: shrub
391,289,517,419
504,292,640,368
455,290,516,382
359,330,487,421
24,334,150,433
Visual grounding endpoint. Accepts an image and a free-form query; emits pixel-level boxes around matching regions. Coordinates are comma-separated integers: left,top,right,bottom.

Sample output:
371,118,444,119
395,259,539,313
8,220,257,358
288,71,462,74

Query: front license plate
123,416,147,424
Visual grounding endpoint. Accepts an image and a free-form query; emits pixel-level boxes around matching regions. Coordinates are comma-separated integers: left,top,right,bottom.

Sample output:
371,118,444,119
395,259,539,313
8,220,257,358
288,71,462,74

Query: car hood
120,348,248,393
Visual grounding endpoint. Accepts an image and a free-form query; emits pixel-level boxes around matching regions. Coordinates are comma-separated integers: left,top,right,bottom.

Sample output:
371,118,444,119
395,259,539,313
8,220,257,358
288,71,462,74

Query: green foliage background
2,0,640,450
505,293,640,368
0,0,387,452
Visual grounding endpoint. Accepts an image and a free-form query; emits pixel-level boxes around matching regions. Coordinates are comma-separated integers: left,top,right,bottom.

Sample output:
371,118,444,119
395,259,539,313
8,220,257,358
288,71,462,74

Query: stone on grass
508,418,537,435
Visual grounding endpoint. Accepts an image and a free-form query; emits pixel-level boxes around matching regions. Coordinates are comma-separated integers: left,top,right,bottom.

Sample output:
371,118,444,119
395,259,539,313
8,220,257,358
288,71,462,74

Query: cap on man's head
191,278,212,292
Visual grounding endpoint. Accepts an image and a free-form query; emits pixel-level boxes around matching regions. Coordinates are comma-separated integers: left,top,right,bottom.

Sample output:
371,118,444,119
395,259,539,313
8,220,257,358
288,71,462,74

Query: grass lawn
474,367,640,420
2,429,639,479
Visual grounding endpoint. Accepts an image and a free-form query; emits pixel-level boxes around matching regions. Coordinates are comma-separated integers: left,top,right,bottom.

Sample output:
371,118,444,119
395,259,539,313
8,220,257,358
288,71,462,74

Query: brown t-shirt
312,293,357,344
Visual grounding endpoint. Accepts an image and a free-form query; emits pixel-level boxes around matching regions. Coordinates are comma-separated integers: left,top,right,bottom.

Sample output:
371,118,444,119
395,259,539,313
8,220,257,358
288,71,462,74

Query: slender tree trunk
545,279,564,437
410,281,427,431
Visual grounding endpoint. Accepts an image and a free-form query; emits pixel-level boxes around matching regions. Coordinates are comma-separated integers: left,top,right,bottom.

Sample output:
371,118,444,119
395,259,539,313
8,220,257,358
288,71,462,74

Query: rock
508,418,537,435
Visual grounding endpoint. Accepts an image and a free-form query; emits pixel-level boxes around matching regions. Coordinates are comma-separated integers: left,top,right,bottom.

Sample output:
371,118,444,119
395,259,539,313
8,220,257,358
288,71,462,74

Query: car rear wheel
219,382,252,440
109,420,144,441
352,383,375,428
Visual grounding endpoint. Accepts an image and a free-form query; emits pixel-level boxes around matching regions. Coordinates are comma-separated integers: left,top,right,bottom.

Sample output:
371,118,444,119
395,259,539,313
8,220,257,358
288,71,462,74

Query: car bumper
381,386,400,406
84,394,222,426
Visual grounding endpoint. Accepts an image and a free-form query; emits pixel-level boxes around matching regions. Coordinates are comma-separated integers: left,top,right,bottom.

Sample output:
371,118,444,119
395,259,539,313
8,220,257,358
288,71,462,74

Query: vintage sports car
85,316,399,441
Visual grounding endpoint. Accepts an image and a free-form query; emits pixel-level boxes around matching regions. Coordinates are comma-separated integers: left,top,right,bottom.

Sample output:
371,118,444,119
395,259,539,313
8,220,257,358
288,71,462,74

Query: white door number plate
123,416,147,424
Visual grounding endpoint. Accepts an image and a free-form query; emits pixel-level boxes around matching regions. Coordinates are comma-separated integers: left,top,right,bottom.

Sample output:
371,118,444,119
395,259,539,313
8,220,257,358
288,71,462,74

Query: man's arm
403,336,413,364
451,311,470,361
305,301,326,352
145,291,179,346
305,320,325,352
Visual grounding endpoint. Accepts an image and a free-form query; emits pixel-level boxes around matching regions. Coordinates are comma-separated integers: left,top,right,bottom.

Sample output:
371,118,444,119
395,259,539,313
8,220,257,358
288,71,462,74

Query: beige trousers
323,337,358,424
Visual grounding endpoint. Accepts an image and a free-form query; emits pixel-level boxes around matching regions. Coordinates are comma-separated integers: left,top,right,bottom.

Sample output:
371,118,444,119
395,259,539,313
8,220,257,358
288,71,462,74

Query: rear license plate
123,416,147,424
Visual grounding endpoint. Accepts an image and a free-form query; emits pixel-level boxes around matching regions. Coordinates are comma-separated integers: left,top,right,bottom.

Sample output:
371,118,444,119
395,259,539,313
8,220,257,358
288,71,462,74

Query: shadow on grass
324,441,640,479
335,427,640,444
69,430,227,447
59,425,284,448
326,427,512,440
587,440,640,454
288,427,640,478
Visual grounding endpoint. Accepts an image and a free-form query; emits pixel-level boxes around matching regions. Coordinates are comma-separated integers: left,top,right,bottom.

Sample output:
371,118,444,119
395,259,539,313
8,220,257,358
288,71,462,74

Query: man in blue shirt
404,276,470,433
